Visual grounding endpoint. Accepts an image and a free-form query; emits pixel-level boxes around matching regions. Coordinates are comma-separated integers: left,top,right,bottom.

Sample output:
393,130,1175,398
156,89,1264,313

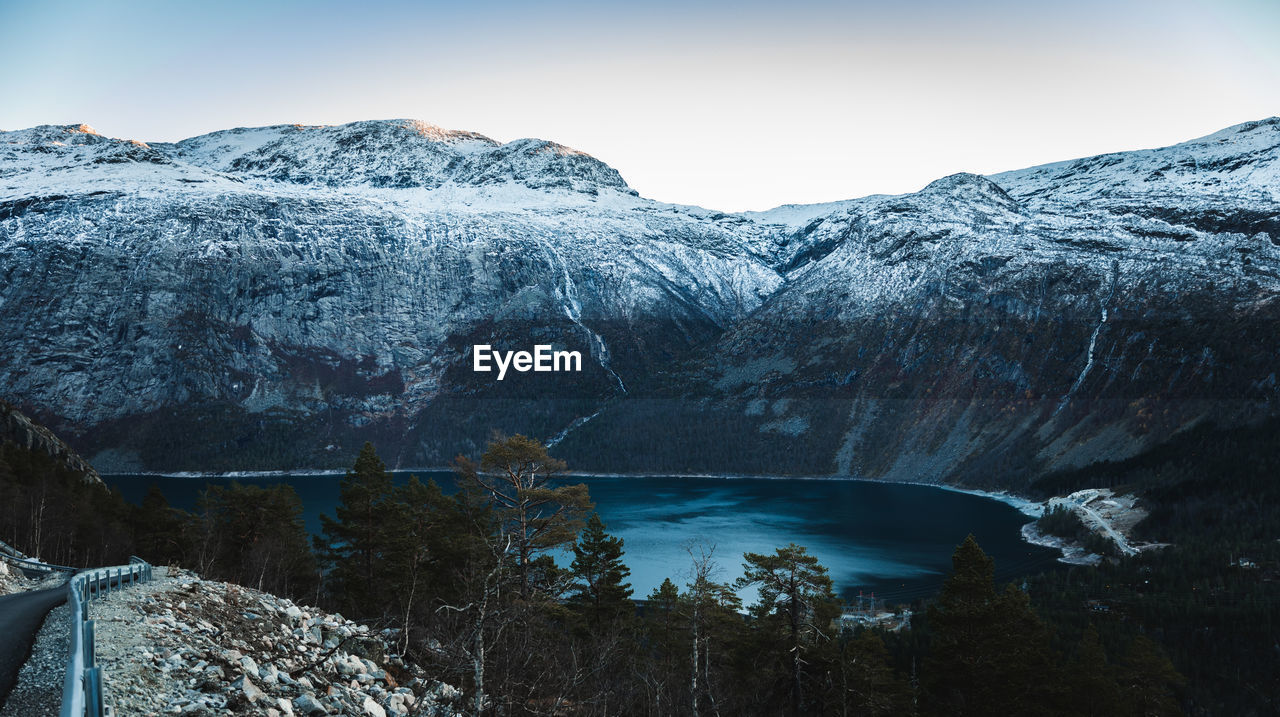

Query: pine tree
923,535,1061,717
832,630,913,717
316,442,398,616
1119,635,1185,717
736,543,838,717
642,576,684,706
568,513,633,625
133,483,188,565
382,474,457,650
197,482,316,598
1065,624,1123,716
454,434,591,599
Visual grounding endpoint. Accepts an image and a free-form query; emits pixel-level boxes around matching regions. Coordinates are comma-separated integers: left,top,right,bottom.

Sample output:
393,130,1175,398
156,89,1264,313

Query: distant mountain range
1,117,1276,486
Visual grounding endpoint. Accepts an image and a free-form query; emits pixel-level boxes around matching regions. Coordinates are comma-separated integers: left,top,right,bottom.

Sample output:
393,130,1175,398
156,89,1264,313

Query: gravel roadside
0,602,70,717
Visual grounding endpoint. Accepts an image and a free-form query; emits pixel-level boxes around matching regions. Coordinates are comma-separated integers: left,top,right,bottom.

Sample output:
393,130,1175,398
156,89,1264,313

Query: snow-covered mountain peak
445,137,632,194
992,117,1280,209
1,115,1277,481
161,119,631,195
917,172,1022,208
5,123,100,140
392,118,499,146
1181,116,1280,146
2,123,116,148
0,123,175,193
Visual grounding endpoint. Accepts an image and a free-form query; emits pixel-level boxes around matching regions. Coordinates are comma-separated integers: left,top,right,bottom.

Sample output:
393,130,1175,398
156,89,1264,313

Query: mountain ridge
1,117,1276,486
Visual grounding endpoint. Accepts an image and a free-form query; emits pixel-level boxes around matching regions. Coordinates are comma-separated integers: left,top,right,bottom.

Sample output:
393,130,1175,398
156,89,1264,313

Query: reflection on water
104,472,1061,604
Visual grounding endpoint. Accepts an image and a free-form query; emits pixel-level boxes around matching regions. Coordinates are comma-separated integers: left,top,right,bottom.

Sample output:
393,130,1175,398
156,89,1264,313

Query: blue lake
103,472,1060,603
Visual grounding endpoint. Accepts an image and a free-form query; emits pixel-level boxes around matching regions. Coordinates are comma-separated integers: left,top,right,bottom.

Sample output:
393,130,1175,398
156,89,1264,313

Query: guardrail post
84,620,95,668
85,666,103,717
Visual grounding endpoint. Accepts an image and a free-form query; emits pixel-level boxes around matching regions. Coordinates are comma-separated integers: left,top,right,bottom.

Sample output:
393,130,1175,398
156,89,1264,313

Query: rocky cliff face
0,399,103,486
1,118,1276,485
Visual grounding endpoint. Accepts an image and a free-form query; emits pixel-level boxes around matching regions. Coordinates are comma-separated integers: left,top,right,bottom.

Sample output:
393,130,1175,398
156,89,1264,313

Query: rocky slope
0,399,101,486
89,567,460,716
0,117,1277,486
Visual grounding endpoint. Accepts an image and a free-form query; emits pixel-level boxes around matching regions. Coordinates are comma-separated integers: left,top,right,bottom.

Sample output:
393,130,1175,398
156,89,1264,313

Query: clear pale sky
2,0,1277,211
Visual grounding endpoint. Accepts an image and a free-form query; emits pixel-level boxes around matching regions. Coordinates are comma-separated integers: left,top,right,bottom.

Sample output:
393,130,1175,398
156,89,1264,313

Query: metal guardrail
59,556,153,717
0,538,31,560
0,551,78,579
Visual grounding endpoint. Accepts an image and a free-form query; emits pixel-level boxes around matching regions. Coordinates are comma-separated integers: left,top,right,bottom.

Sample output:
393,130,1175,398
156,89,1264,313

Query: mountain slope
0,399,102,486
558,121,1280,483
0,118,1276,484
0,121,780,469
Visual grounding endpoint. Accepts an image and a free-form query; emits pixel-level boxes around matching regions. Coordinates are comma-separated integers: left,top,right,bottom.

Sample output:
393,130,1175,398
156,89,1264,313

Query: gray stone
293,692,328,715
233,675,265,703
362,696,386,717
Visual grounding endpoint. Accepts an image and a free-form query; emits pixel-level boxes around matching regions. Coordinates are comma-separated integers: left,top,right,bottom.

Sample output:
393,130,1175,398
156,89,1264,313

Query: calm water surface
104,472,1060,603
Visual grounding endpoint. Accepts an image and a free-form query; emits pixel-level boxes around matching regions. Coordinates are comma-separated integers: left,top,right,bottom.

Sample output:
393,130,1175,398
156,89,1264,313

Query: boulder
362,696,386,717
293,692,327,715
232,675,265,703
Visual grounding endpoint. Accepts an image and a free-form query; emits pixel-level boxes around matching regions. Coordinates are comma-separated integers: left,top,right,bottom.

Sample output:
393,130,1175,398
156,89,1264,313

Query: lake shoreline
103,468,1046,517
103,470,1062,597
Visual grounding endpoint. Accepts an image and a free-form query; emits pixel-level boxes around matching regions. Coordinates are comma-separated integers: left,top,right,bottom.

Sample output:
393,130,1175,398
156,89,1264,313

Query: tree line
2,432,1189,715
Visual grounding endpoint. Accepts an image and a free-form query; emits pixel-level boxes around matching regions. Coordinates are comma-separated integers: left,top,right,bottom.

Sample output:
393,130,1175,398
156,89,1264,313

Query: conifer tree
650,577,680,614
1066,624,1124,716
737,543,838,717
832,630,912,717
197,482,316,598
454,434,591,599
568,513,633,624
1119,635,1185,717
316,442,398,616
924,534,1060,717
640,577,684,711
134,483,188,565
382,474,456,649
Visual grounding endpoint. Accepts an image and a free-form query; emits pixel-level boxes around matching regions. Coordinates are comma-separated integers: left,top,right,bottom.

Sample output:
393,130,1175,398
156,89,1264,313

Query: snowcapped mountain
0,118,1276,483
159,119,635,194
994,117,1280,209
0,120,780,469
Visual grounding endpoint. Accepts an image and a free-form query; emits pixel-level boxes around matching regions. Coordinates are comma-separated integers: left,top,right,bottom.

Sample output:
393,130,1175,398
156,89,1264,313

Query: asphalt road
0,585,67,707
